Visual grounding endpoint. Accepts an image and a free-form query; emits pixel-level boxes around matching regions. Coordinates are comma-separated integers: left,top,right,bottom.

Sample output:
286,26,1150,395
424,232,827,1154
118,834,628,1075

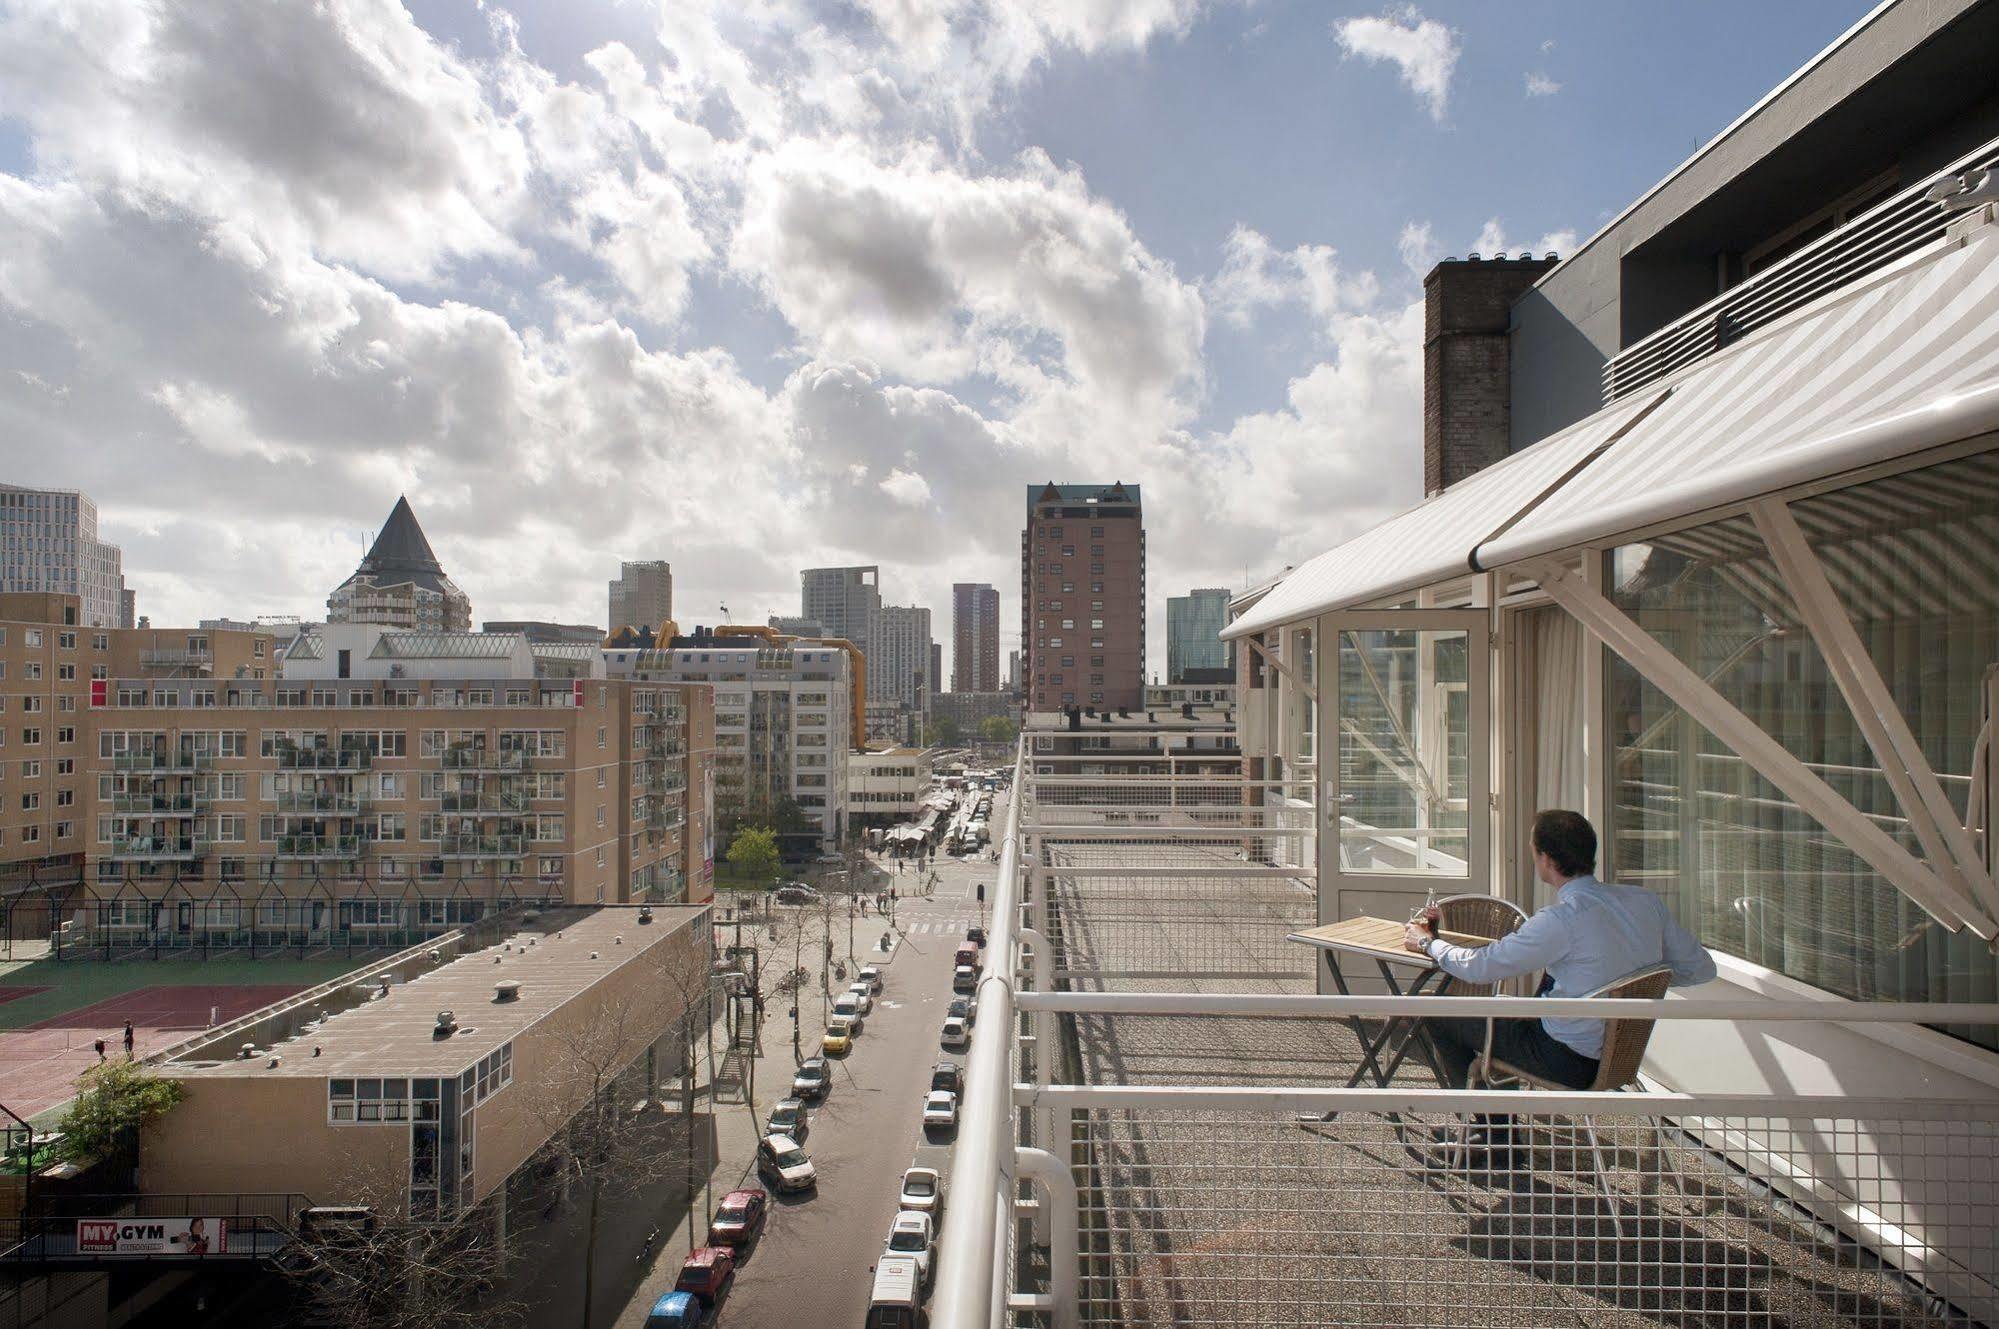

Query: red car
674,1245,738,1307
709,1188,768,1247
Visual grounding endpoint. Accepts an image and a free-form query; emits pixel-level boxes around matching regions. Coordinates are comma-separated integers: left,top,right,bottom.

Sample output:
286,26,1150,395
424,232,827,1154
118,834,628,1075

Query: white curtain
1532,608,1589,815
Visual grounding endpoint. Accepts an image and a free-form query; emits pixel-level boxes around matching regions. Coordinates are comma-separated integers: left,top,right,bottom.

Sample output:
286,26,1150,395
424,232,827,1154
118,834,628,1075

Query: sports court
0,954,382,1120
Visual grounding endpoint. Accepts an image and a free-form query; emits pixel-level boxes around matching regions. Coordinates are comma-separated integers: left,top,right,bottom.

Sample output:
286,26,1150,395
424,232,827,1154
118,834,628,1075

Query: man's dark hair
1532,809,1597,878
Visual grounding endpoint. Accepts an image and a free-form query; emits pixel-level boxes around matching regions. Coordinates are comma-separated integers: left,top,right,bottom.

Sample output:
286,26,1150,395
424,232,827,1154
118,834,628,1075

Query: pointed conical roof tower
327,496,471,630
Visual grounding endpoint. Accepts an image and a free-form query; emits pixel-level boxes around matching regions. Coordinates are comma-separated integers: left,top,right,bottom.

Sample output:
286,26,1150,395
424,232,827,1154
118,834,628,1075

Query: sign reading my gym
75,1216,229,1256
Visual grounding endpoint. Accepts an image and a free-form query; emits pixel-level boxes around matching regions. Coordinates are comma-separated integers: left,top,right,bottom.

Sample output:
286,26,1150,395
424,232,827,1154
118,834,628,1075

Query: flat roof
170,906,708,1080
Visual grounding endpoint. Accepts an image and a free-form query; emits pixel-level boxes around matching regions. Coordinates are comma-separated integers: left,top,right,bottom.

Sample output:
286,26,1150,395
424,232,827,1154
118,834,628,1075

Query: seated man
1404,809,1716,1151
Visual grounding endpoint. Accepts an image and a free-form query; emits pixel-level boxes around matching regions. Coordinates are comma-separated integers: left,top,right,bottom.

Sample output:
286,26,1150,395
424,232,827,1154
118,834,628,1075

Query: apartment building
328,496,472,631
846,747,934,828
0,594,276,887
1165,588,1231,683
932,690,1015,735
0,484,132,630
952,582,1001,692
874,603,933,717
607,560,672,634
609,636,853,853
800,566,878,659
78,638,710,948
1020,482,1145,713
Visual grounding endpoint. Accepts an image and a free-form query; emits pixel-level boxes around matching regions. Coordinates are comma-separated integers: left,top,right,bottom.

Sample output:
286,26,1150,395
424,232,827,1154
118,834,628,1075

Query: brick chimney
1422,254,1556,495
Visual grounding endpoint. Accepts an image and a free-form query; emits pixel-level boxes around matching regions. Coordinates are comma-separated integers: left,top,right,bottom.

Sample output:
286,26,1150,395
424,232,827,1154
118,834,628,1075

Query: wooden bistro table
1287,916,1494,1118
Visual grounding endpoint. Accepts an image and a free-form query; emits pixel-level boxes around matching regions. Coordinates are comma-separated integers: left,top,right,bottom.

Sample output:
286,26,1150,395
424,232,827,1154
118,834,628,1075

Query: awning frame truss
1528,530,1999,940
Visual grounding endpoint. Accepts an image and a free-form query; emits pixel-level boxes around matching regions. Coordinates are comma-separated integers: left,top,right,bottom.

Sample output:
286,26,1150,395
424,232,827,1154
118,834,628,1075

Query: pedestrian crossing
900,918,980,936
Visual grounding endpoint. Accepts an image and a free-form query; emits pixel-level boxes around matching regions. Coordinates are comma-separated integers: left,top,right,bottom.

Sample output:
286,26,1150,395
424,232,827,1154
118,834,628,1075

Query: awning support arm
1244,635,1316,705
1526,558,1996,938
1751,499,1999,917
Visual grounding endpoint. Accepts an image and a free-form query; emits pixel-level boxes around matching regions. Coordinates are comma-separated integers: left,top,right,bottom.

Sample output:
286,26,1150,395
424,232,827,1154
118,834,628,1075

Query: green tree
978,715,1019,746
58,1060,185,1163
925,715,962,747
726,824,781,882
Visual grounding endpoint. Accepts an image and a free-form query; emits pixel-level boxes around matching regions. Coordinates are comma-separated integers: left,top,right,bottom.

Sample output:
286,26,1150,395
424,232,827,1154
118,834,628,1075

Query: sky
0,0,1873,680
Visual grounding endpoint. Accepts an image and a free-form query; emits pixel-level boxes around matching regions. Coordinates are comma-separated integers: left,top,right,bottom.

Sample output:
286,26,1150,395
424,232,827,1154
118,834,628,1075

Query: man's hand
1402,921,1433,954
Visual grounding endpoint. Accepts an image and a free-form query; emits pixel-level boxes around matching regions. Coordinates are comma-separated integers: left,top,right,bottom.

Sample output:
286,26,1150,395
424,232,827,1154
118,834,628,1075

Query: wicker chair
1432,894,1528,996
1472,963,1675,1230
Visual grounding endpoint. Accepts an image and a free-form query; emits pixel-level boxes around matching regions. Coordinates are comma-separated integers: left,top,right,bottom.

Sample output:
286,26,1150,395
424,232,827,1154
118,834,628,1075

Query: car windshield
717,1203,748,1222
889,1230,926,1251
904,1176,935,1195
774,1149,806,1168
798,1066,823,1081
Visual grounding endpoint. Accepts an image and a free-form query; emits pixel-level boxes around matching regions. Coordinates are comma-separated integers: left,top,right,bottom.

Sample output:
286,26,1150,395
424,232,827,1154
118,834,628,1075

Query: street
615,789,1002,1329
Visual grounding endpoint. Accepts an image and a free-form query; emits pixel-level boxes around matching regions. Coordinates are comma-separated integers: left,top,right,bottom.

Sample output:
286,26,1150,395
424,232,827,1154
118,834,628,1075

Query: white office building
0,484,130,628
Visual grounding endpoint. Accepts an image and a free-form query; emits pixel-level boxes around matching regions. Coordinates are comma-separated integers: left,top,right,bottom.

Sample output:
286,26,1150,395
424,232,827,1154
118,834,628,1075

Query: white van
866,1255,925,1329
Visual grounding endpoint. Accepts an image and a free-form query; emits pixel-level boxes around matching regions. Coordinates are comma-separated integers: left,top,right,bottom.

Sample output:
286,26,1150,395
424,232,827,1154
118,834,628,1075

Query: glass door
1317,610,1490,949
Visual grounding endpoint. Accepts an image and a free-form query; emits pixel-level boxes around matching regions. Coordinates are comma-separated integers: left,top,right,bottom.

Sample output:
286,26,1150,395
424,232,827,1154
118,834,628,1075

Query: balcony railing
106,793,203,814
439,748,531,772
273,834,363,859
273,747,372,771
103,836,212,861
439,791,528,814
927,743,1999,1329
110,750,216,771
139,648,213,669
439,834,526,859
272,790,369,814
1603,131,1999,403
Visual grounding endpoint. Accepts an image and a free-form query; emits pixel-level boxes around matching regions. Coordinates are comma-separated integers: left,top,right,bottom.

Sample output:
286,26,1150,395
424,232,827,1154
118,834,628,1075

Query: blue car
644,1290,704,1328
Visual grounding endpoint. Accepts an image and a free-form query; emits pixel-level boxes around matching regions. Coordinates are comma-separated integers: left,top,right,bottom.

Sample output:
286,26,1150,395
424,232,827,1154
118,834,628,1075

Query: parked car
756,1134,818,1193
708,1188,768,1247
967,926,987,947
947,996,977,1027
922,1090,958,1130
858,964,883,993
952,965,976,994
642,1291,704,1329
766,1097,809,1143
940,1016,970,1050
883,1210,936,1288
899,1165,944,1217
845,982,875,1015
929,1062,962,1095
867,1256,923,1329
954,943,980,968
823,1018,855,1055
673,1246,737,1308
792,1057,830,1100
774,885,822,906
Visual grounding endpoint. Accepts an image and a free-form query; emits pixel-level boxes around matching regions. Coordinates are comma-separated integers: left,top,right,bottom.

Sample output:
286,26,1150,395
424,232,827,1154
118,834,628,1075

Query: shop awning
1227,226,1999,639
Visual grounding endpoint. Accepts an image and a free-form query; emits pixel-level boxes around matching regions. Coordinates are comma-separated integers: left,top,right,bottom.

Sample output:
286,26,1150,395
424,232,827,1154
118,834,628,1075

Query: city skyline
0,1,1863,682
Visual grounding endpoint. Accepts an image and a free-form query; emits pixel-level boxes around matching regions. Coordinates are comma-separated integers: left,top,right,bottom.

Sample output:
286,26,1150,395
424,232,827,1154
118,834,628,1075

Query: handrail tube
1013,1083,1999,1121
1025,824,1314,837
1012,991,1999,1023
1034,865,1305,879
931,739,1026,1329
1014,1148,1078,1329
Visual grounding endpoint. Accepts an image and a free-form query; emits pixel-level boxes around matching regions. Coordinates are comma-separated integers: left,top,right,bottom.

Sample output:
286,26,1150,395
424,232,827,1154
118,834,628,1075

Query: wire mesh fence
1063,1101,1998,1329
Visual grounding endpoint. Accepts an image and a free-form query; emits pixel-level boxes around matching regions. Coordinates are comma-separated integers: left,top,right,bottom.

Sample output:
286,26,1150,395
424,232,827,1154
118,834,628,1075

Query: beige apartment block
145,904,713,1223
0,593,274,885
72,675,712,950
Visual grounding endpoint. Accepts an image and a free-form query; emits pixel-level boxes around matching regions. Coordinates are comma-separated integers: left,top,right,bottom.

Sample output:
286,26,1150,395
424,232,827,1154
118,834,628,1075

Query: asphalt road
714,803,1001,1327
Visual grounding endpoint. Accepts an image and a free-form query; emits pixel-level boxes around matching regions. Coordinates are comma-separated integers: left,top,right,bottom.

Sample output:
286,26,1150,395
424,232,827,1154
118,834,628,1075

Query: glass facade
1165,589,1232,683
1334,628,1470,875
1609,450,1998,1049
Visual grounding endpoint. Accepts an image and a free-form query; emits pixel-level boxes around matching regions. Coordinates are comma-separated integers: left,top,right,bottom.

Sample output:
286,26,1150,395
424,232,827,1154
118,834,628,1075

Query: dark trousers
1425,1016,1599,1091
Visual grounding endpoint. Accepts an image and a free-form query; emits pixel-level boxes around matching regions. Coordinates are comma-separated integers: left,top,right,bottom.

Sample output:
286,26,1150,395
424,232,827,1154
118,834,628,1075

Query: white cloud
1332,7,1460,122
1396,220,1439,278
1525,71,1561,97
1208,225,1378,332
1470,216,1577,260
878,468,936,507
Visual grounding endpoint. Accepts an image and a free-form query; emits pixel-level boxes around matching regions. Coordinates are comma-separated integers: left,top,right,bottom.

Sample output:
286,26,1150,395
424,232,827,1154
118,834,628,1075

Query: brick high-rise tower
1020,483,1144,713
951,583,1000,693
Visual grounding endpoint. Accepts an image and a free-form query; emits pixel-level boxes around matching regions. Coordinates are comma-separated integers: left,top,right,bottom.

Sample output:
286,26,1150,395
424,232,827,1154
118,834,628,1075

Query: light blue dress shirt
1421,874,1717,1059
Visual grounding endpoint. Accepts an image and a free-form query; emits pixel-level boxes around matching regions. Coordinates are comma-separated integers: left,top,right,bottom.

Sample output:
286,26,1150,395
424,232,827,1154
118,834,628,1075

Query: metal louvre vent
1604,132,1999,405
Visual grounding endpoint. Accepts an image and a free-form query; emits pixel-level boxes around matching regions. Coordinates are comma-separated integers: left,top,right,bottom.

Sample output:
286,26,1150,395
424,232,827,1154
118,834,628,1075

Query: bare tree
280,1152,517,1329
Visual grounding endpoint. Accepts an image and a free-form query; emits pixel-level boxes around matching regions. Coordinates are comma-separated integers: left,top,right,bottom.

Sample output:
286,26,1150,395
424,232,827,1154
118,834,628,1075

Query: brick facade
1422,256,1555,494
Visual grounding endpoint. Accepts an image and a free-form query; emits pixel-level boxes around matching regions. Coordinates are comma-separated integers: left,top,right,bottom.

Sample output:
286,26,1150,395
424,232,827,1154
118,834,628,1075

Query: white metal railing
928,758,1999,1329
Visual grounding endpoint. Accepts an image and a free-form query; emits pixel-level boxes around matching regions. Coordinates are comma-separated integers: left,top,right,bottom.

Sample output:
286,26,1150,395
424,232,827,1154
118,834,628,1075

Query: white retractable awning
1230,224,1999,639
1222,390,1662,640
1482,225,1999,566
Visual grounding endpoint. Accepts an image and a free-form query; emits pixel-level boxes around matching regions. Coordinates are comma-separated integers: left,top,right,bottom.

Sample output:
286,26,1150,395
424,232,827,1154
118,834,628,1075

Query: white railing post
1016,1146,1079,1329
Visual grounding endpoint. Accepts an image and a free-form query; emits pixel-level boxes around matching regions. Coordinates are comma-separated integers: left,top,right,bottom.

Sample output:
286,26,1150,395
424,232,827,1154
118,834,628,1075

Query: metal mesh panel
1069,1105,1999,1329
